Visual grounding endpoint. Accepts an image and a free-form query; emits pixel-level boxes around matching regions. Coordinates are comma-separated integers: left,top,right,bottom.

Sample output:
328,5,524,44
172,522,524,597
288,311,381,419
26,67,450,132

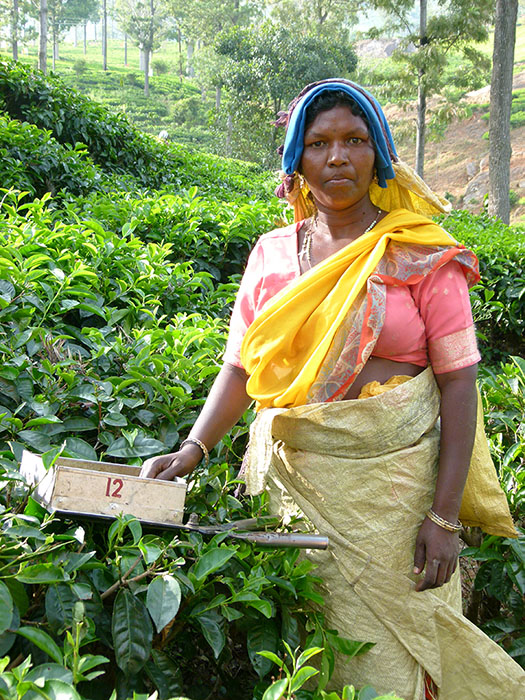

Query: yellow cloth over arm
241,209,455,409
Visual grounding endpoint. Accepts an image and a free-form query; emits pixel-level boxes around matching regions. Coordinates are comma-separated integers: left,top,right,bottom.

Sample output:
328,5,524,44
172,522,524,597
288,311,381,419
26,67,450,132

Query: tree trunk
178,27,183,83
144,47,150,97
102,0,107,70
226,114,232,157
124,34,128,66
74,25,78,48
415,0,427,178
52,24,58,71
12,0,19,61
39,0,47,74
488,0,518,224
83,22,87,54
215,84,221,111
94,22,97,41
187,40,194,77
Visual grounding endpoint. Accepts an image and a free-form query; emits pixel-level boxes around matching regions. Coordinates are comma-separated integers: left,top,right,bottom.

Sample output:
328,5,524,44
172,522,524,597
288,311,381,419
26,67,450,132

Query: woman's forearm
187,362,252,450
140,362,252,479
432,364,478,521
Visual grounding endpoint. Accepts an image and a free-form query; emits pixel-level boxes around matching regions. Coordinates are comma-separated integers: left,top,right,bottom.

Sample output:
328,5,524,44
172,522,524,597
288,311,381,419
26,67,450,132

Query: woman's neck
314,202,382,242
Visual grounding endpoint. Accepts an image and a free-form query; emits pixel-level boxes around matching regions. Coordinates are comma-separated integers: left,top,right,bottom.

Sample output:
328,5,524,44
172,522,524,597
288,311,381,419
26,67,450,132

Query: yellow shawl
240,208,456,409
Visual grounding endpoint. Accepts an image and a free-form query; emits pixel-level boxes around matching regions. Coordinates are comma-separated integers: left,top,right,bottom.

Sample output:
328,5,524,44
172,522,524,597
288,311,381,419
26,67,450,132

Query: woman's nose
327,143,348,165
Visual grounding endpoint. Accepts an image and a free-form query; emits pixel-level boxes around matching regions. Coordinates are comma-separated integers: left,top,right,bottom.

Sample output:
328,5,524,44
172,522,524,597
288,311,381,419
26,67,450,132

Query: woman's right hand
139,442,202,480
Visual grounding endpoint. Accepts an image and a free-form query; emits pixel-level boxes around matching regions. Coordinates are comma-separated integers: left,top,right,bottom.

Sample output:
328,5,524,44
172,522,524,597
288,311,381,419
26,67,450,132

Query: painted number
105,477,123,498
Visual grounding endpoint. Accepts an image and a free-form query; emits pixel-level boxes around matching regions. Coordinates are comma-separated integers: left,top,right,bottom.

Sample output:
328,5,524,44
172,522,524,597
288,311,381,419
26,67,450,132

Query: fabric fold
240,209,477,410
244,369,522,699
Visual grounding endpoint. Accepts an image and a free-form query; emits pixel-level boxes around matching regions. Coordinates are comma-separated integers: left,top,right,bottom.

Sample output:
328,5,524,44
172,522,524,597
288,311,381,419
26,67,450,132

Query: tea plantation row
0,60,523,699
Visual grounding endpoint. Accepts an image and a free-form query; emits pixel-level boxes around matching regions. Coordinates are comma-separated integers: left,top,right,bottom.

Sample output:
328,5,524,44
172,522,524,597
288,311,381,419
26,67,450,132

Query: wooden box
20,450,187,525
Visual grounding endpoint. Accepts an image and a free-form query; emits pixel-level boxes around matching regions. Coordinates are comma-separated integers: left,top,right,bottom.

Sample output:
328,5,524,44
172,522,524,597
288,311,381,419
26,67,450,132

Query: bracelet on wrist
180,437,210,467
426,508,462,533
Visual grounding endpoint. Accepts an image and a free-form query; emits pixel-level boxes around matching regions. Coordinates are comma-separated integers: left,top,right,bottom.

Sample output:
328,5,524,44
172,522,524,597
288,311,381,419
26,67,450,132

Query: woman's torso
224,218,479,400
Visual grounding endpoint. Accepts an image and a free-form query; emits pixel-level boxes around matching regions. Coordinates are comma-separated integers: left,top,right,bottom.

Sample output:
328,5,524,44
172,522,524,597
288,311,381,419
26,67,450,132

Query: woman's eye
348,137,363,144
310,141,324,148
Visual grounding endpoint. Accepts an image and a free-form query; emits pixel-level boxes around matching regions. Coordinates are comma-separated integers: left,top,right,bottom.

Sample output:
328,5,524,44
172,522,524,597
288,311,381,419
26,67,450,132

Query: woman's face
300,105,376,213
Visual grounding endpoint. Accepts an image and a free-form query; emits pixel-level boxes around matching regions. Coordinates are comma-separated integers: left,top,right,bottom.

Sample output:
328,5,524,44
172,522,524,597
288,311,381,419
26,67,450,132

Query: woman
141,80,522,699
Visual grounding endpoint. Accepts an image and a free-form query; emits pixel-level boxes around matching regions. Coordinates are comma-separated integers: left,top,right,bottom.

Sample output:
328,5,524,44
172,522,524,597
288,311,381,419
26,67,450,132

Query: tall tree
365,0,493,177
32,0,98,71
0,0,35,60
115,0,169,96
102,0,107,70
39,0,47,73
12,0,19,59
215,22,358,163
268,0,359,41
166,0,262,49
488,0,518,224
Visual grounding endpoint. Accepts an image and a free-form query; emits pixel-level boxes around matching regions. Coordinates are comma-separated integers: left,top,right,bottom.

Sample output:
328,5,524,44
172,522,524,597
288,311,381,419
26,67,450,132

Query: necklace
299,209,382,271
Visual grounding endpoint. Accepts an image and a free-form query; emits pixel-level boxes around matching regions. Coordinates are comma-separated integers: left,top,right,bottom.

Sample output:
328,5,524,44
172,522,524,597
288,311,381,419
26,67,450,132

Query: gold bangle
180,437,210,466
426,508,461,533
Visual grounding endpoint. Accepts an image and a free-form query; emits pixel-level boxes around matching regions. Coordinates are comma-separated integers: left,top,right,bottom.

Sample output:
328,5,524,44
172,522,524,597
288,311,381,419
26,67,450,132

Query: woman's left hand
413,517,460,591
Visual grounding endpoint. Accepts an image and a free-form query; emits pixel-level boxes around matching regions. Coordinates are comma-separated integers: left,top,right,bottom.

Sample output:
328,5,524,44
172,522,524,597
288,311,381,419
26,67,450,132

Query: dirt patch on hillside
383,71,525,224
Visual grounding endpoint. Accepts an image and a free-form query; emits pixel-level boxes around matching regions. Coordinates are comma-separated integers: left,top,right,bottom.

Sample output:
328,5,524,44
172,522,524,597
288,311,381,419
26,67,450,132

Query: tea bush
461,358,525,669
0,60,523,698
65,188,287,282
0,114,105,198
0,60,274,200
0,190,394,700
439,210,525,361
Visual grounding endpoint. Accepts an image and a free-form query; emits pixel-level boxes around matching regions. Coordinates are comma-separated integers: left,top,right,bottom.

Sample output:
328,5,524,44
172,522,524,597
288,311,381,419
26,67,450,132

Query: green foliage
479,357,525,519
460,357,525,669
0,60,274,199
256,641,402,699
66,187,286,283
461,529,525,669
0,113,103,198
73,59,88,76
0,466,375,699
0,191,241,462
438,210,525,361
152,59,170,76
481,88,525,129
215,22,357,165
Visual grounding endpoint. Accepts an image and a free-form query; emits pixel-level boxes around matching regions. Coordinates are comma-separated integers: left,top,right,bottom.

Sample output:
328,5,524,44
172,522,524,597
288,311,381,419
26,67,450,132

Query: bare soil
383,71,525,224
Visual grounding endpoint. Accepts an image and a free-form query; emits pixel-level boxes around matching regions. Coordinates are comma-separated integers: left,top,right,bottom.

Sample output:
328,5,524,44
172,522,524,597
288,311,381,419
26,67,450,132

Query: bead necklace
298,209,382,270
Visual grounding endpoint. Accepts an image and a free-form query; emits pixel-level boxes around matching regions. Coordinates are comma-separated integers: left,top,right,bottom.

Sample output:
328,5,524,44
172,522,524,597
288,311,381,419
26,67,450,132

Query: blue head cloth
282,81,398,188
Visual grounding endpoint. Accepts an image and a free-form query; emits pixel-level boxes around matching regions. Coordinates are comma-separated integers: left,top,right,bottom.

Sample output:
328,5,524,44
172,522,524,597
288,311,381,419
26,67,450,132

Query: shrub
0,59,275,200
438,210,525,361
0,190,395,700
0,114,104,198
125,71,140,86
73,59,88,76
172,95,206,125
66,188,287,283
461,358,525,670
152,59,170,75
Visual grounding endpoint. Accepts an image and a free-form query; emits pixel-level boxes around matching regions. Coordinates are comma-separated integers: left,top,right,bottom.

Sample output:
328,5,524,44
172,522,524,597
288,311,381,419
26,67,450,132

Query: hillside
0,59,523,698
384,71,525,225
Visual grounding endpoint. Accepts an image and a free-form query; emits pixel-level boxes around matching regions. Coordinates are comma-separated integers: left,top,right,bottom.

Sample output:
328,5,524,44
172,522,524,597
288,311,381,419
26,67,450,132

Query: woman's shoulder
256,221,301,245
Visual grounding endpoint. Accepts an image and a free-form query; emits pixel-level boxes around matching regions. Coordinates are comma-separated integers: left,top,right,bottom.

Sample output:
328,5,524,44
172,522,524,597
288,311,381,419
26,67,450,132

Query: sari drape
240,209,477,410
244,371,525,699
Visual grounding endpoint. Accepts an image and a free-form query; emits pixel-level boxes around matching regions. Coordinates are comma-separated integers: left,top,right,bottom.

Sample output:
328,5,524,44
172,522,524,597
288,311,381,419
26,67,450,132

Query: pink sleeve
222,241,265,368
411,260,481,373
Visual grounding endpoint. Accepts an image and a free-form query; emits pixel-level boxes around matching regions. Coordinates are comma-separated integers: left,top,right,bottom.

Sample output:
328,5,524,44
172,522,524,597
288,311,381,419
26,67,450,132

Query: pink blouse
224,223,480,375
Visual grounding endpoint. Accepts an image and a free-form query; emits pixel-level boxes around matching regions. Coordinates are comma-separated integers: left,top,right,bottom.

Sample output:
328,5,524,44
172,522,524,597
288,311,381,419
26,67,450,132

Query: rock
463,171,489,210
354,38,415,60
479,156,489,172
466,162,477,180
